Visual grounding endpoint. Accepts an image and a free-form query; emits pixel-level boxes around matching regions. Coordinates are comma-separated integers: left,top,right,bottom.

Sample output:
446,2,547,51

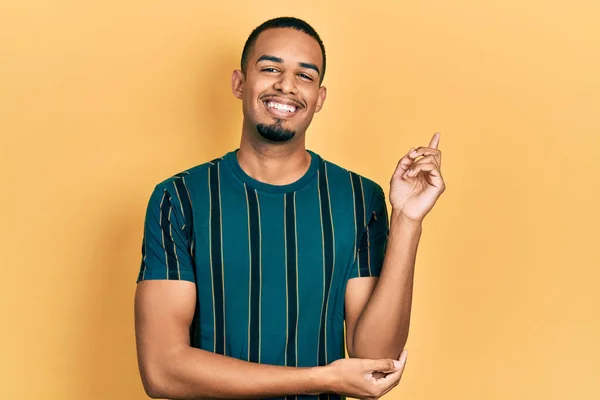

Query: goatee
256,119,296,142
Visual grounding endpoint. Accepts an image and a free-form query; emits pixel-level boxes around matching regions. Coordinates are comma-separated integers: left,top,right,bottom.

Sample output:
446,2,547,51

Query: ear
231,69,245,99
314,85,327,113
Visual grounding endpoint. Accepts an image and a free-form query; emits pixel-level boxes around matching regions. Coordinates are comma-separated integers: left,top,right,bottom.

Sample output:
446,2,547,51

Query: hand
389,132,446,222
324,350,408,399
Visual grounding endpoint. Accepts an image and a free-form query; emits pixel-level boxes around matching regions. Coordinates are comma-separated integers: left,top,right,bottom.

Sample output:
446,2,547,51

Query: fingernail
393,360,402,369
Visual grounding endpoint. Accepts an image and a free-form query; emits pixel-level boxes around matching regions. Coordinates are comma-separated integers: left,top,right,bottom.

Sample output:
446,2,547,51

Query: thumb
368,355,404,374
397,349,408,366
369,359,397,374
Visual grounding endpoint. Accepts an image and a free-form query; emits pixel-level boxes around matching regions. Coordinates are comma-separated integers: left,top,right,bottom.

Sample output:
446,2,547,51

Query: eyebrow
256,54,320,76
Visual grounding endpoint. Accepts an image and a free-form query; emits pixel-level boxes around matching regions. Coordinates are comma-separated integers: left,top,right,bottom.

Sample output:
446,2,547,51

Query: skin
346,133,445,369
231,27,326,186
135,26,445,400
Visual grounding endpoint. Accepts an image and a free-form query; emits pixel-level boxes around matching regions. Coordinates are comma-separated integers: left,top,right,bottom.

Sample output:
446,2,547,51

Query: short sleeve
349,184,389,279
136,184,196,283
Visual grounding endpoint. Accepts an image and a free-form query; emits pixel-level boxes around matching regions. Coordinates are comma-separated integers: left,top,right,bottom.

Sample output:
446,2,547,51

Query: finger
429,132,441,149
367,358,401,374
368,351,407,376
410,154,439,169
406,162,442,178
373,350,408,392
379,366,405,398
409,147,442,167
393,147,418,176
402,155,438,179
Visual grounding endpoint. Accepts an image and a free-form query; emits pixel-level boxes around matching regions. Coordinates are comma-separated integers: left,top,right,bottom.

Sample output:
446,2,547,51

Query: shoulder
161,156,224,185
148,154,228,200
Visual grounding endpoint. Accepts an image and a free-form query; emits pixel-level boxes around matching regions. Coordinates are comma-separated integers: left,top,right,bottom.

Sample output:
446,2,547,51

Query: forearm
350,211,422,359
145,345,331,399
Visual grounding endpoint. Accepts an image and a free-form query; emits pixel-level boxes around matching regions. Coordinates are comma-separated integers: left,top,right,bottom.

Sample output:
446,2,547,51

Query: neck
236,128,311,186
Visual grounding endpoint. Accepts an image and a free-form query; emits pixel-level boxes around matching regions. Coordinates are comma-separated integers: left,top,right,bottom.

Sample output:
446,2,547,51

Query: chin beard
256,119,296,142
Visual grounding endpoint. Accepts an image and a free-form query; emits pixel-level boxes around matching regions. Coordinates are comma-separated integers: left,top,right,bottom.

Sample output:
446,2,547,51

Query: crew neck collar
224,148,321,194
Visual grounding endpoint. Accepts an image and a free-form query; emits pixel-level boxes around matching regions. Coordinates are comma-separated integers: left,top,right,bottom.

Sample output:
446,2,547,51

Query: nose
273,71,298,95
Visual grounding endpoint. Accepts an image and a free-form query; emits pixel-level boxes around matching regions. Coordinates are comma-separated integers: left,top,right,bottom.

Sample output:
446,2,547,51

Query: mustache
260,94,305,109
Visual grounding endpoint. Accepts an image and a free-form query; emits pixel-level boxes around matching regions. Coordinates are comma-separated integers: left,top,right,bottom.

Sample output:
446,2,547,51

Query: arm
134,280,329,399
135,184,410,399
135,185,330,399
345,212,421,360
346,134,444,360
135,280,408,400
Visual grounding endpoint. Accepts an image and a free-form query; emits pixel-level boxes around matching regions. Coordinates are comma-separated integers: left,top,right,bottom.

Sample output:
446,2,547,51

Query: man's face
232,28,327,142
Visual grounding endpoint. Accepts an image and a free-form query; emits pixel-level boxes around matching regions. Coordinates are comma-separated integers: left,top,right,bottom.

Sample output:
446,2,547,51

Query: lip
262,96,303,118
261,95,304,108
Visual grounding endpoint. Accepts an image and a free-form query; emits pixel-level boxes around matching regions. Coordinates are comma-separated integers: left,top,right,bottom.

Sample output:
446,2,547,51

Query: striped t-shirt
136,149,389,400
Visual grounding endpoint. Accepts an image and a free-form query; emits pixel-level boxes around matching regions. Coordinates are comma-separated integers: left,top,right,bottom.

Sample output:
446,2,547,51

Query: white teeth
267,101,296,113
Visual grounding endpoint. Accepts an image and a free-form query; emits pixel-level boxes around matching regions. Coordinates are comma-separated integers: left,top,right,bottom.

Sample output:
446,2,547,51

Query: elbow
139,360,171,399
144,383,164,399
140,374,163,399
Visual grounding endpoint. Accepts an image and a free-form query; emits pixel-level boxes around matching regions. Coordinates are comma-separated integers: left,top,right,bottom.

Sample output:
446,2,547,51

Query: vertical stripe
284,194,299,400
359,177,372,276
138,233,146,281
317,161,335,382
173,177,200,346
168,208,181,279
246,185,261,363
294,193,299,363
182,176,195,257
244,185,251,361
159,191,179,280
209,166,225,354
323,163,336,363
350,172,364,276
316,171,325,367
173,178,193,243
218,165,226,353
349,174,357,264
208,170,216,352
284,196,288,366
285,192,298,368
181,176,196,258
159,192,168,277
140,235,147,280
257,191,263,363
354,175,371,277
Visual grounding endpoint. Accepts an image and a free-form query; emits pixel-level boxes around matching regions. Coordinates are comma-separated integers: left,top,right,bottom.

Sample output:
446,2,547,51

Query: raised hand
389,132,446,222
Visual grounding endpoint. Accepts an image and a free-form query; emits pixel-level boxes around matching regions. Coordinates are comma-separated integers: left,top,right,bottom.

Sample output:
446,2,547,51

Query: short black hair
240,17,327,84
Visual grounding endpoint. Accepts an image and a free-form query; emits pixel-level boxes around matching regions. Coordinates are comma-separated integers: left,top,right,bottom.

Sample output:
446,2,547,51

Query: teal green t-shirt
137,149,389,400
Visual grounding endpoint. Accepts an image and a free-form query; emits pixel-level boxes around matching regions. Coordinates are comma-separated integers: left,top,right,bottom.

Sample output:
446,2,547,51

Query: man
134,16,445,400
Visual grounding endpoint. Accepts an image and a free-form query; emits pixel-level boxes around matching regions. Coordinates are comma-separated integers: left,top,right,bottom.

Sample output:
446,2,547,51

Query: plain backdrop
1,1,599,399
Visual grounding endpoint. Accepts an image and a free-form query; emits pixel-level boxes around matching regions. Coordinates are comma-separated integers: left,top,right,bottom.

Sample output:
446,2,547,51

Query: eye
298,73,314,81
262,68,279,73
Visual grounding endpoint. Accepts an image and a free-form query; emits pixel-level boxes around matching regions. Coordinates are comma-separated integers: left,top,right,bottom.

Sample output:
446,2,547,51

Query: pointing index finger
429,132,441,149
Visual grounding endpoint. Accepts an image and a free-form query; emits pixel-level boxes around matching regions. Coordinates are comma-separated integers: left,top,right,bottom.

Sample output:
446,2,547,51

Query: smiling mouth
265,101,297,113
261,96,304,117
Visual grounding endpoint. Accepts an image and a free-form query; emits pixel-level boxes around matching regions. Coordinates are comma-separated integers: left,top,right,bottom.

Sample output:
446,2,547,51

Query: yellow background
1,1,599,399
